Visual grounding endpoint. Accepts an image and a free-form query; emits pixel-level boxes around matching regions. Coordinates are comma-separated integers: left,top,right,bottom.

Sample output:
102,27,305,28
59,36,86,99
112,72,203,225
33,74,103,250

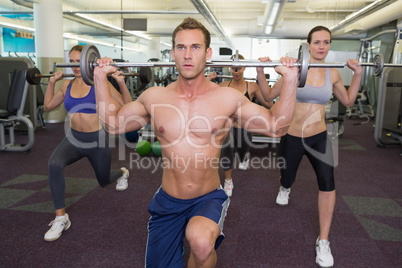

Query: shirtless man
94,17,298,268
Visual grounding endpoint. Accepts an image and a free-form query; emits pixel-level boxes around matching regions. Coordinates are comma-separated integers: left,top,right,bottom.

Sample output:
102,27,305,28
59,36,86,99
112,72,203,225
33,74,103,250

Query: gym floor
0,116,401,267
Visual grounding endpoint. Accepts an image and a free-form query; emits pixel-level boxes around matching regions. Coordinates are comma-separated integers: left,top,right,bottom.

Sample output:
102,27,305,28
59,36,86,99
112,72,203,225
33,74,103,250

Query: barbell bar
25,66,153,85
166,74,277,83
214,74,277,82
54,43,402,87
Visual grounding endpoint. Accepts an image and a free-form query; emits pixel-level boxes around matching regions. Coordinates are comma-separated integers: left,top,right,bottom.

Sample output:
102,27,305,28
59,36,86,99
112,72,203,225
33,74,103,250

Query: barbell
54,43,402,87
210,74,277,82
25,66,153,85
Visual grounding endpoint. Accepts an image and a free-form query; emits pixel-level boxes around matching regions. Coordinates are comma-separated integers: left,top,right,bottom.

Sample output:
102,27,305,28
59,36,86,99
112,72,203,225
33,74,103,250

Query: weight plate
80,45,101,86
373,54,384,77
297,42,309,88
139,66,153,84
26,67,41,85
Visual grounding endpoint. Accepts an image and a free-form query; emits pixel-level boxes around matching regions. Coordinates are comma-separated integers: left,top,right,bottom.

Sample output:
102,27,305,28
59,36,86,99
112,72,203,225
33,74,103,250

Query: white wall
251,39,303,82
326,51,359,86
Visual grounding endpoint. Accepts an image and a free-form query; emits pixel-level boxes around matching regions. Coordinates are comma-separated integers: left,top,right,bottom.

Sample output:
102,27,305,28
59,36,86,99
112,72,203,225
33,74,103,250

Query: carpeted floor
0,116,401,267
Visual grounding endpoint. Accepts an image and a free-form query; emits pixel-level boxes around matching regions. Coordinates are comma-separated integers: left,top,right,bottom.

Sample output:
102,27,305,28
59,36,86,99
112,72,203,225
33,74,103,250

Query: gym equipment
136,139,151,156
25,66,153,85
124,130,139,143
326,95,347,139
137,123,157,144
151,141,162,156
54,43,402,87
0,69,34,152
374,66,402,155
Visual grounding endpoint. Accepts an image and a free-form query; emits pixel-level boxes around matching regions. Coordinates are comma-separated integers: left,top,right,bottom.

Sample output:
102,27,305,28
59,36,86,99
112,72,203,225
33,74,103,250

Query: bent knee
187,233,215,262
48,158,65,174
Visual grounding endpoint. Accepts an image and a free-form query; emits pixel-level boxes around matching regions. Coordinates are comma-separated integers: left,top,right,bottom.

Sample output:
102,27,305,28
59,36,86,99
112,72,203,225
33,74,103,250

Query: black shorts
278,131,335,191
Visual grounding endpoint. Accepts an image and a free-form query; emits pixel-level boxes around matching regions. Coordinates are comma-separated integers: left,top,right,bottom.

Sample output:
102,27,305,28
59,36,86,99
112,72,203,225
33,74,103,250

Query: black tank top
228,80,250,100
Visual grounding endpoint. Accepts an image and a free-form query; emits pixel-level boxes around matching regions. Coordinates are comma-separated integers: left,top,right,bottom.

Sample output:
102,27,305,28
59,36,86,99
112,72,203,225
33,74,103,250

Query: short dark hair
307,26,332,44
69,45,84,55
172,17,211,49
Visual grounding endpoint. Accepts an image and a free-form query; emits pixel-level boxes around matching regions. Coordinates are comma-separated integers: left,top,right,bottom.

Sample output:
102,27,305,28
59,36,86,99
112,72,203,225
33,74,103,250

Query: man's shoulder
137,86,168,103
141,86,168,95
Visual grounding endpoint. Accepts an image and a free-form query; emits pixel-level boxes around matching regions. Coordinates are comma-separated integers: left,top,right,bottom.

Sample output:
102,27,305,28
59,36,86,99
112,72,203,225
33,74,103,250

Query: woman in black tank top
208,54,273,197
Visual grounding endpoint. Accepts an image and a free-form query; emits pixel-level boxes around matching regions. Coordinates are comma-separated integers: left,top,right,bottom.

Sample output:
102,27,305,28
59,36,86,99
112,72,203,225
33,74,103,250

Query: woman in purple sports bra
42,45,133,242
259,26,363,267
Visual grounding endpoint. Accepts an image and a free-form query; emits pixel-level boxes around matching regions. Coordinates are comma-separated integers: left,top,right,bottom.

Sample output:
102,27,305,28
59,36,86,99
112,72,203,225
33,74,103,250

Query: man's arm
94,57,150,134
235,57,299,137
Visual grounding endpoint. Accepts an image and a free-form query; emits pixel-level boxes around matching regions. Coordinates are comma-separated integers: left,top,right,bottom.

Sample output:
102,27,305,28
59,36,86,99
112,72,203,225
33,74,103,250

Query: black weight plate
80,45,101,86
139,66,153,84
26,67,41,85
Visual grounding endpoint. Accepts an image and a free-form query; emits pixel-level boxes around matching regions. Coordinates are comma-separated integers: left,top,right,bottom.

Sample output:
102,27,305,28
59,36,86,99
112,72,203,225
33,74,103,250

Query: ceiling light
63,33,141,52
125,31,152,40
76,13,122,31
63,33,115,47
0,21,35,32
115,45,141,52
160,42,172,48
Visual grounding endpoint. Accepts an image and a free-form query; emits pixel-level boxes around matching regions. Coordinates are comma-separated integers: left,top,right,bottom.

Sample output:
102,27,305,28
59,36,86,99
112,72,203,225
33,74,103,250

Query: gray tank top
296,68,333,105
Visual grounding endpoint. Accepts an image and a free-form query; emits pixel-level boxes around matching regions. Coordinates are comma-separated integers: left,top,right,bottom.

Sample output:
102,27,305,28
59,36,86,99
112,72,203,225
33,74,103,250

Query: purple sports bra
64,80,97,114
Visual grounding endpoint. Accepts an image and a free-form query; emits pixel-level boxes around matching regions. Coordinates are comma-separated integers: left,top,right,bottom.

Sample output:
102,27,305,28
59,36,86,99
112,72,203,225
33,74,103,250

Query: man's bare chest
148,100,231,144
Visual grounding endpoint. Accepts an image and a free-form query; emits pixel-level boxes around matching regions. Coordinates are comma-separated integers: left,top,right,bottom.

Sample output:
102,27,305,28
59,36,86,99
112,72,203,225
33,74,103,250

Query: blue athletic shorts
145,186,230,268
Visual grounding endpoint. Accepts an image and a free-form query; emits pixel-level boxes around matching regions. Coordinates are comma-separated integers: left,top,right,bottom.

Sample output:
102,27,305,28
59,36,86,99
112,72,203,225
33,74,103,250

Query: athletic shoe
116,167,129,191
316,237,334,267
44,214,71,242
238,152,250,170
224,179,234,197
276,186,291,206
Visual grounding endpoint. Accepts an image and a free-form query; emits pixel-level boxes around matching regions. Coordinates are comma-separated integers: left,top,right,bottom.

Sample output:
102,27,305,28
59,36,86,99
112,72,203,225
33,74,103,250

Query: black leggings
278,131,335,191
220,127,253,171
48,128,122,210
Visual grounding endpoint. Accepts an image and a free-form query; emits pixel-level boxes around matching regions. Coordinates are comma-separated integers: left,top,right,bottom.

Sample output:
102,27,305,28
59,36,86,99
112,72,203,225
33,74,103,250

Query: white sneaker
238,152,250,170
116,167,129,191
316,237,334,268
276,186,290,206
44,214,71,242
224,179,234,197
